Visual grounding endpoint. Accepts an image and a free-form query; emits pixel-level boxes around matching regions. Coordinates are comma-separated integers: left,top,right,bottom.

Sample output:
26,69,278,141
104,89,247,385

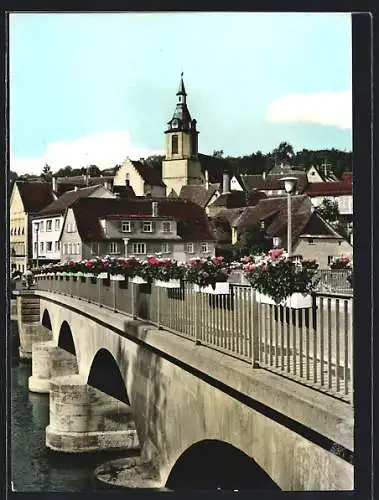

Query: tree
316,198,340,223
41,163,52,181
54,166,73,177
212,150,224,159
271,142,295,165
233,226,271,258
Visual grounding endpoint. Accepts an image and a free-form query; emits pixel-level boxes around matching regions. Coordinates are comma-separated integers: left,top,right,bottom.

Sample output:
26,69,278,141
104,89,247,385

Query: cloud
10,130,164,176
266,91,352,130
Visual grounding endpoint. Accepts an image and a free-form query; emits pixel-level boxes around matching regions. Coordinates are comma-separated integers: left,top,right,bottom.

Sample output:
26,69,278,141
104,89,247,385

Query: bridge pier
29,341,78,393
46,374,140,453
16,294,53,359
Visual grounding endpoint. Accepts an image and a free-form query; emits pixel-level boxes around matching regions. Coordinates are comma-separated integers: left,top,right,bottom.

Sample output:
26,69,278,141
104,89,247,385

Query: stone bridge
14,290,354,491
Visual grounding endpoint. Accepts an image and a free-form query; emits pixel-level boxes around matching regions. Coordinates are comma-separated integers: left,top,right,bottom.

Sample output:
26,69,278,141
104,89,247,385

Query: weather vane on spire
181,71,183,77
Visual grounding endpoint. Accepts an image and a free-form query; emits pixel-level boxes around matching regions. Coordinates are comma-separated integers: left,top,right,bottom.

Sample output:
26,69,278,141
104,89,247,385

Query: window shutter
151,221,156,233
130,220,135,232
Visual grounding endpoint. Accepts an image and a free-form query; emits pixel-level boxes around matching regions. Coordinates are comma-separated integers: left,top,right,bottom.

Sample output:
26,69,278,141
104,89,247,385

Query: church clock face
172,119,178,129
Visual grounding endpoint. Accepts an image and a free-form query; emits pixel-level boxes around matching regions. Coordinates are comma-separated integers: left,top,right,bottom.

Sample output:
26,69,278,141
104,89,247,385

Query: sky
9,12,352,176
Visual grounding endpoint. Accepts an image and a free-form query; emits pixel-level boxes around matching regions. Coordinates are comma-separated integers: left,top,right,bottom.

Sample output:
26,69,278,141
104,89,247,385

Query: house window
46,242,53,252
46,220,52,231
143,221,152,233
40,242,44,252
162,221,171,233
162,242,170,254
185,243,194,253
39,221,44,232
21,228,24,235
201,243,209,253
63,243,67,254
54,241,60,252
109,242,120,254
55,219,60,231
76,243,80,255
34,242,37,253
172,135,178,154
121,220,131,233
67,222,77,233
68,243,72,254
308,238,315,245
327,256,334,265
125,174,130,187
90,243,98,255
132,242,146,255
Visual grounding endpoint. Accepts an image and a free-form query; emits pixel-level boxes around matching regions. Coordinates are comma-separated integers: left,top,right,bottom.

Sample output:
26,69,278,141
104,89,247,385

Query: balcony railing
34,275,354,404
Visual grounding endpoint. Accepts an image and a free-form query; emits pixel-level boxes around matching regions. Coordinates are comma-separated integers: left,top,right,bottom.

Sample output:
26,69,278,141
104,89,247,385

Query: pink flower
268,248,285,260
241,256,252,264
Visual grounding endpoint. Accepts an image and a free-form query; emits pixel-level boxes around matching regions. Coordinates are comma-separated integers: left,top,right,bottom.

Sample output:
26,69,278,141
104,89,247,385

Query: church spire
166,73,196,133
176,72,187,97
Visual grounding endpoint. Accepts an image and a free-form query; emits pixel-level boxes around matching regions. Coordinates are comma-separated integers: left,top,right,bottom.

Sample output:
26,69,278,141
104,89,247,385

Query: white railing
34,275,353,404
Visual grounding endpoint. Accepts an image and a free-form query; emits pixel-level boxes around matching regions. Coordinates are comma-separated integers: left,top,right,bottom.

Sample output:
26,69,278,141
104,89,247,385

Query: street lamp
279,176,298,256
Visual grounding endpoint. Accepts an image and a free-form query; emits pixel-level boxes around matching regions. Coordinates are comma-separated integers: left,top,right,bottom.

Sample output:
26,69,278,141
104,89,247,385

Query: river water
10,320,131,493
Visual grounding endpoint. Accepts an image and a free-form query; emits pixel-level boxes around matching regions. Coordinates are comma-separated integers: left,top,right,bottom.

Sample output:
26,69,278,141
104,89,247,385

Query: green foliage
41,164,52,181
317,198,340,223
233,227,271,259
242,250,319,304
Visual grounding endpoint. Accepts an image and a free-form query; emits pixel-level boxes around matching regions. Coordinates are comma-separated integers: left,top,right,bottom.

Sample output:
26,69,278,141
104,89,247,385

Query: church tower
162,74,203,196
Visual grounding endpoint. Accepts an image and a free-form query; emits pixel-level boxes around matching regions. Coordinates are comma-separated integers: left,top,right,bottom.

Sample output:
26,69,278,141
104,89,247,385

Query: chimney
152,201,158,217
262,171,266,180
140,157,145,162
52,176,57,192
222,171,230,195
104,180,110,190
74,186,79,192
204,169,209,191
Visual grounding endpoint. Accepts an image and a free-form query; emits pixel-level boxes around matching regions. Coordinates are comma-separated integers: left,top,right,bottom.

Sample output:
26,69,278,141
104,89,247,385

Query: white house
32,184,116,265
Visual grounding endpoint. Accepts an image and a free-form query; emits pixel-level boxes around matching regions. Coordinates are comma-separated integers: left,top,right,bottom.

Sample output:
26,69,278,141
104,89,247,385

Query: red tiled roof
241,173,308,193
16,181,55,213
179,184,219,208
71,197,214,243
39,185,103,215
304,182,352,197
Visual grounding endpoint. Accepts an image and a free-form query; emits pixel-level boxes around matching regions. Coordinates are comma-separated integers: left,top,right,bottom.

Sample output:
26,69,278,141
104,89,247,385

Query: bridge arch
41,309,52,331
165,439,281,491
58,321,77,356
87,348,130,405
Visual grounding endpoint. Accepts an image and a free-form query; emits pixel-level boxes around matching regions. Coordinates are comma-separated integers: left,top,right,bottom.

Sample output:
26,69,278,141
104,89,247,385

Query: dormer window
143,221,152,233
162,221,171,233
121,220,131,232
172,119,178,129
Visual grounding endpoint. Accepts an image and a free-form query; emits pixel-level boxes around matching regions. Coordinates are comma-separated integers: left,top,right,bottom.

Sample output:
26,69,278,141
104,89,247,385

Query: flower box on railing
97,272,108,279
154,279,181,288
131,276,148,284
84,272,95,278
110,274,126,281
194,282,230,295
256,291,312,309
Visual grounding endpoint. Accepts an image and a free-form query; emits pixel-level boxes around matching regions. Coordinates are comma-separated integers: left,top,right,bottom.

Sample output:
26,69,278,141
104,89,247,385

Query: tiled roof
16,181,55,213
179,184,219,208
241,173,308,193
38,185,101,215
71,197,214,243
213,207,246,226
112,185,136,198
304,181,352,197
210,191,246,208
131,160,165,187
